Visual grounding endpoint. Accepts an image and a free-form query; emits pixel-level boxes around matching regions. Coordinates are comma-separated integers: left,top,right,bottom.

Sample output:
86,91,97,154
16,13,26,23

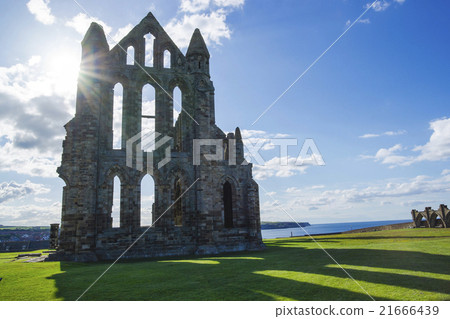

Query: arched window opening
126,46,135,65
145,33,154,67
420,216,428,227
223,181,233,228
173,179,182,226
173,86,181,126
435,216,443,227
163,50,171,68
141,84,155,151
141,174,155,227
112,176,121,228
112,83,123,149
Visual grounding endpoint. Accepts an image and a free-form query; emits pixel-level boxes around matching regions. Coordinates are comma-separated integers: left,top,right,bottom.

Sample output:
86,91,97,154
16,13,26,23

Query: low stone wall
344,222,414,234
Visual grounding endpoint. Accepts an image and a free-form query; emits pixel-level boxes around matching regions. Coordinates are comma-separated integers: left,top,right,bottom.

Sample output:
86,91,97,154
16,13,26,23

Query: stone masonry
411,205,450,228
55,12,264,261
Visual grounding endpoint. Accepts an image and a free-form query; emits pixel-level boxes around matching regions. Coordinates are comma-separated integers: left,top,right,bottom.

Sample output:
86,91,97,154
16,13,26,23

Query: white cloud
28,55,41,66
165,0,244,49
213,0,244,7
165,10,231,49
367,0,391,12
361,144,412,168
359,129,406,138
0,202,60,226
238,129,324,179
366,0,406,12
253,156,308,180
34,197,52,203
180,0,244,13
180,0,211,13
0,52,78,102
346,18,370,27
373,144,409,165
0,181,50,204
26,0,55,25
0,59,74,177
260,172,449,222
363,118,450,167
112,23,134,44
65,13,112,36
359,133,379,138
413,118,450,162
241,129,291,151
401,200,431,208
0,140,62,178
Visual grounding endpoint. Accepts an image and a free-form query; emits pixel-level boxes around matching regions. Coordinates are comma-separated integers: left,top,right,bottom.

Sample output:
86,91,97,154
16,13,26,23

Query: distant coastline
261,219,412,239
261,222,310,230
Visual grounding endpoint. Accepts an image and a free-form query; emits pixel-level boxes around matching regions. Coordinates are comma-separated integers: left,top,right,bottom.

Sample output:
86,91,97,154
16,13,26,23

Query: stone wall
56,12,264,261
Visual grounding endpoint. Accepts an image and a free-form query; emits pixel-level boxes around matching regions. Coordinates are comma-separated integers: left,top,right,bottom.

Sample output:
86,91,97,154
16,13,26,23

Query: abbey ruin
55,12,264,261
411,205,450,228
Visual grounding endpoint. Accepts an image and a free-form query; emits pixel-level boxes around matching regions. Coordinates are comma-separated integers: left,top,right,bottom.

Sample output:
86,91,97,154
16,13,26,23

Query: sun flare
46,49,81,96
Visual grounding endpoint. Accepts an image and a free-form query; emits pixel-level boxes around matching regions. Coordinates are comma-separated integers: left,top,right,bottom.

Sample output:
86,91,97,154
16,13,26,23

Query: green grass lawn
0,228,449,301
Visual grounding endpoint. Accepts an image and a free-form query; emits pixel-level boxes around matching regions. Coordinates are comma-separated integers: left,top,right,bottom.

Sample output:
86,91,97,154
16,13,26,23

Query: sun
45,49,81,96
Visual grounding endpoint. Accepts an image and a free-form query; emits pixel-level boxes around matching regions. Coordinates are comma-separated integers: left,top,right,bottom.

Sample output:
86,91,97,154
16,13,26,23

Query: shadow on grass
47,243,450,301
272,235,450,244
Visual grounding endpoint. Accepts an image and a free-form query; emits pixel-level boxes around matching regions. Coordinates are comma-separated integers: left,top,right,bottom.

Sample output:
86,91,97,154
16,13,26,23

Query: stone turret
235,127,245,165
186,28,210,76
76,23,109,116
81,22,109,68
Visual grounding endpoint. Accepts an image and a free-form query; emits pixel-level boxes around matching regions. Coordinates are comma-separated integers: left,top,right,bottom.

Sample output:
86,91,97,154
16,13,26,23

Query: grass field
0,228,449,301
0,226,49,230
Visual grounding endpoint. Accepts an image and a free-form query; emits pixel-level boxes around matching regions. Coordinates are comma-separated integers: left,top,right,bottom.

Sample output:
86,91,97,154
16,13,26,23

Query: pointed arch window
223,181,233,228
145,34,154,67
141,174,155,227
141,84,155,151
126,46,135,65
112,83,123,149
174,179,182,226
112,176,121,228
163,50,171,68
173,86,181,126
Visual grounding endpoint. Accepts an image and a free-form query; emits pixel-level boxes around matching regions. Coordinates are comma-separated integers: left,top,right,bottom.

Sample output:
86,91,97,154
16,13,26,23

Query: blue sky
0,0,449,225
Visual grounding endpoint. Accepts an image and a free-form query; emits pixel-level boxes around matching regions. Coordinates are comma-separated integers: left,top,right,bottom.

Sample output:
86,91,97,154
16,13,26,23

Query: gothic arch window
223,181,233,228
112,83,123,149
163,50,171,68
173,178,182,226
141,174,155,227
112,176,121,228
141,84,155,151
126,46,135,65
173,86,181,126
145,33,154,67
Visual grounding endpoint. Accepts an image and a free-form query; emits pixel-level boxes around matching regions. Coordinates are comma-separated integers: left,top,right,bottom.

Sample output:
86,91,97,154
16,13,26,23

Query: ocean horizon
262,219,412,239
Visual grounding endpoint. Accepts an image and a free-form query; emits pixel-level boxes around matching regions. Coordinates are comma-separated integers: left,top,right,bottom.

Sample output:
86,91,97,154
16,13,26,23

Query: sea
262,219,412,239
